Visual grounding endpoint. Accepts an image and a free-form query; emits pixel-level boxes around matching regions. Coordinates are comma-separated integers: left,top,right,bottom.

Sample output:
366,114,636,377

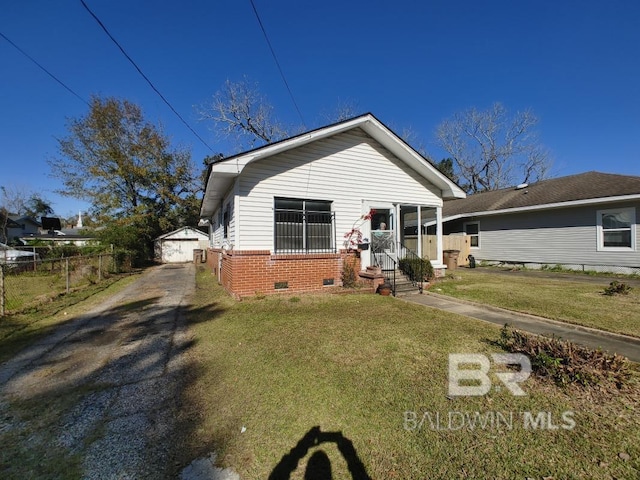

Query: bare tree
436,103,551,193
196,78,292,153
320,99,362,123
0,186,53,243
397,124,431,157
0,185,38,216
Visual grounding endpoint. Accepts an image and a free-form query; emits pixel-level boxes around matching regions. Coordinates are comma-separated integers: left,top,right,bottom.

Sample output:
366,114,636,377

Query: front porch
358,204,445,269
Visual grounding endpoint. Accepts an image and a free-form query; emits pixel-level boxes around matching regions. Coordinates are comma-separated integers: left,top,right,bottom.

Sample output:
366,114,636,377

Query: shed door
162,240,196,263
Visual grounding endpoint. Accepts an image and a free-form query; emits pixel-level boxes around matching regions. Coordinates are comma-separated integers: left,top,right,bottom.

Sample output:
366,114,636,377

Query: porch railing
371,248,397,296
397,242,425,293
371,241,426,295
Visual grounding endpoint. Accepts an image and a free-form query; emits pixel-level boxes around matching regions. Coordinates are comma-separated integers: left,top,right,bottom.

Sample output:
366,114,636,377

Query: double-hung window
274,198,335,253
597,207,636,250
464,222,480,248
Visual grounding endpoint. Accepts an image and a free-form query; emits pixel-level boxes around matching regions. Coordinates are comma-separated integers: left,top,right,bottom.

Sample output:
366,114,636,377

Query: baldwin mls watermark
403,353,576,432
403,410,576,431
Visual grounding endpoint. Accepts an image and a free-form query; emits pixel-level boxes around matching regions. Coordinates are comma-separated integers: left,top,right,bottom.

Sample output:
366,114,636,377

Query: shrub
497,325,633,390
398,257,434,281
603,280,632,296
341,258,358,288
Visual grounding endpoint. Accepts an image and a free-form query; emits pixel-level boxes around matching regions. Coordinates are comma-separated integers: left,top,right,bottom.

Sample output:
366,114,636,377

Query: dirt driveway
0,263,196,479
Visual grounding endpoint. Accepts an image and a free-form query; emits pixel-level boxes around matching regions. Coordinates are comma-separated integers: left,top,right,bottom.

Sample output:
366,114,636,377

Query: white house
199,113,466,298
154,226,209,263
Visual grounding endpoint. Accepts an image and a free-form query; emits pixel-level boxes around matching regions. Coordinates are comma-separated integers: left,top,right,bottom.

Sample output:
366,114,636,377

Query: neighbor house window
597,207,636,250
464,222,480,248
274,198,335,253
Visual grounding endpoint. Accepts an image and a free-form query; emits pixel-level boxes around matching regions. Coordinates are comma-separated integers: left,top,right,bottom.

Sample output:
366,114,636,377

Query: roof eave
199,113,466,218
443,193,640,221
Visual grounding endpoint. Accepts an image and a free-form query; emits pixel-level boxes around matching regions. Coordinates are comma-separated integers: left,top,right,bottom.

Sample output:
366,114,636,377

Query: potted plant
377,281,392,296
357,238,370,250
344,209,376,251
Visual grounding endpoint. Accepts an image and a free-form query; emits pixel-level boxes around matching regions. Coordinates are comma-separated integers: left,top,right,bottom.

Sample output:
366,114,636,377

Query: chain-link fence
0,253,132,316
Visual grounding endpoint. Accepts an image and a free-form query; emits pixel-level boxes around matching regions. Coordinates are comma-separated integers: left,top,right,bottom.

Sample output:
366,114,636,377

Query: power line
248,0,306,127
0,30,89,106
79,0,214,152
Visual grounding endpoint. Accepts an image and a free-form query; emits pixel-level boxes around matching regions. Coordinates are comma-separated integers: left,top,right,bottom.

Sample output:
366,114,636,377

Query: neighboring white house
155,227,209,263
442,171,640,274
199,113,466,298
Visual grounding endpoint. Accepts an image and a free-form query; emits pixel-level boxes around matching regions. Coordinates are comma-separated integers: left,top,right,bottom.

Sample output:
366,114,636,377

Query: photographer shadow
268,426,372,480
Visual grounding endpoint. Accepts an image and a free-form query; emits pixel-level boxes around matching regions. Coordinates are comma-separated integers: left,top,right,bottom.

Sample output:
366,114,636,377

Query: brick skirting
207,248,361,299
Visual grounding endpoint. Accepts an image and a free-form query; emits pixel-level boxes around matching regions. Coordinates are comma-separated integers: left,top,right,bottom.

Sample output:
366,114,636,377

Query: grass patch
180,268,640,479
434,270,640,338
0,272,141,365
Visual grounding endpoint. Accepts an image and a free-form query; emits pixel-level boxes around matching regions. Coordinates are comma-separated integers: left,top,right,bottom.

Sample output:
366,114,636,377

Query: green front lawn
434,269,640,338
178,268,640,479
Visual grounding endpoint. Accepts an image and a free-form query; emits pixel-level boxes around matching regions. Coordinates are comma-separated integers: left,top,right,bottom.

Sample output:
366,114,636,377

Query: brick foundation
207,248,362,299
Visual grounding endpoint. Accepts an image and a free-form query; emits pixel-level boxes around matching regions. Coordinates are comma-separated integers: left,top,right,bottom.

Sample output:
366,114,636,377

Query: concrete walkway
402,292,640,362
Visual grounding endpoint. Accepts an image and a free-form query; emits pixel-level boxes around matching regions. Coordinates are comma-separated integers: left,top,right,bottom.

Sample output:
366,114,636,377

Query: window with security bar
274,198,335,253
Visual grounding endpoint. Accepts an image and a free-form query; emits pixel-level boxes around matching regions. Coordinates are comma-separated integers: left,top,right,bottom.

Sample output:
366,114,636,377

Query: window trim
596,207,636,251
274,197,335,254
464,221,480,249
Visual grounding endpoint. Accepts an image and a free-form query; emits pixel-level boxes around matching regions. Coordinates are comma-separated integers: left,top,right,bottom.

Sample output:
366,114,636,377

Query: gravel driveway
0,263,196,479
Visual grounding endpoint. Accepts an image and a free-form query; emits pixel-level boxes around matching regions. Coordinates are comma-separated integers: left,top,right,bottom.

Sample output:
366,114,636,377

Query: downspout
233,178,241,250
208,218,214,248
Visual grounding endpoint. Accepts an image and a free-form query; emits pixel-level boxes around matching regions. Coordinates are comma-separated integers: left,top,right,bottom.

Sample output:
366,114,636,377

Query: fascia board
443,193,640,222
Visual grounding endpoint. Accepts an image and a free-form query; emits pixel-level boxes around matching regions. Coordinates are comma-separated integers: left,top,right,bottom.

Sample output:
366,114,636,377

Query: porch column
394,203,401,245
416,206,422,258
436,206,443,266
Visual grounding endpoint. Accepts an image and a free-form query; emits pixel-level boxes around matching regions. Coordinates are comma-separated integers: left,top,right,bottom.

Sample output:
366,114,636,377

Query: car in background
0,243,41,265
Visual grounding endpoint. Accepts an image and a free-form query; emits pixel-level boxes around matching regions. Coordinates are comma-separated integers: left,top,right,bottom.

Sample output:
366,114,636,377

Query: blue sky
2,0,639,217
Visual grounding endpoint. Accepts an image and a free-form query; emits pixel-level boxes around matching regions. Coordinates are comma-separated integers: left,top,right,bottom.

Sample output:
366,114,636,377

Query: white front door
362,205,396,269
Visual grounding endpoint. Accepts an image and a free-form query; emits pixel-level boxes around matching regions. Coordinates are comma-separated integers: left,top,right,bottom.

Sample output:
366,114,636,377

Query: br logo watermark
403,353,576,432
448,353,531,396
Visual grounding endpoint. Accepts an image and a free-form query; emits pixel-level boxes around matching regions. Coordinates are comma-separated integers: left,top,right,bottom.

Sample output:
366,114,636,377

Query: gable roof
1,216,21,228
155,226,209,241
200,113,466,218
8,215,41,227
443,171,640,220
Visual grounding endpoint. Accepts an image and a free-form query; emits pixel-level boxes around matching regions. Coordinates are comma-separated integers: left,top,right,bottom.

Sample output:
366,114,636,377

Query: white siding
237,129,442,250
161,227,208,241
209,187,236,248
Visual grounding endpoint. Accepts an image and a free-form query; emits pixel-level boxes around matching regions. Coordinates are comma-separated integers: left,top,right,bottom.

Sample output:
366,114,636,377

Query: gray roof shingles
443,171,640,218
